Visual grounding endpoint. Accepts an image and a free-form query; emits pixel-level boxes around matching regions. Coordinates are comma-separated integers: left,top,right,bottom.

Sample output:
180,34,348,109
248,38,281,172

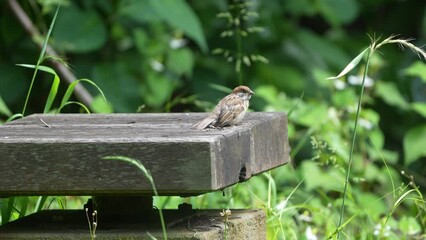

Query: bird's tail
192,116,216,130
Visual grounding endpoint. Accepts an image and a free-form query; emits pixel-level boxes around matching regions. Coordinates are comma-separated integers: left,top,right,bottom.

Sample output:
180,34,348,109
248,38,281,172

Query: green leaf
292,101,328,127
92,62,140,112
133,29,149,54
52,4,107,53
319,0,360,26
149,0,208,52
399,216,421,235
17,64,59,113
145,73,174,107
295,30,351,69
302,161,344,192
91,95,114,113
404,61,426,83
403,124,426,166
118,0,162,23
375,81,409,109
356,192,387,219
411,102,426,118
166,48,194,77
59,78,107,112
332,89,357,108
0,95,12,117
327,47,369,80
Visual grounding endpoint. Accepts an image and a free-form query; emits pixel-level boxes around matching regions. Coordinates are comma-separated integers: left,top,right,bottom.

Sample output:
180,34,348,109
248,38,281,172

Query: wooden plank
0,113,290,196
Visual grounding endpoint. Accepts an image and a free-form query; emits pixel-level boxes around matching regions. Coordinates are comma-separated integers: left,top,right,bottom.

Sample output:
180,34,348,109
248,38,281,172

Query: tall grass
1,1,106,230
6,4,106,123
327,35,426,239
103,156,167,240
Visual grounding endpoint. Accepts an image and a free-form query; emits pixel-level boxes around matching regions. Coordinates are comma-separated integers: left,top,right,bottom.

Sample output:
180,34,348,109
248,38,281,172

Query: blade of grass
326,47,369,80
6,113,23,123
337,47,372,239
58,101,91,114
0,95,12,117
103,156,167,240
18,197,29,219
21,4,60,116
0,197,15,225
35,196,48,212
17,64,60,113
59,78,107,112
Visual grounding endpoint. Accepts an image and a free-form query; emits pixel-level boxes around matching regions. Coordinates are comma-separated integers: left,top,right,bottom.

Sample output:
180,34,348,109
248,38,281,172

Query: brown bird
192,85,255,130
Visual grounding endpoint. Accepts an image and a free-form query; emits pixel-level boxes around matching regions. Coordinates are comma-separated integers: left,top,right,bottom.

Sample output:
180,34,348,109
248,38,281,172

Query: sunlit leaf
166,48,194,77
91,95,113,113
399,216,421,235
404,60,426,83
411,102,426,118
327,47,369,80
403,124,426,166
149,0,208,53
375,81,409,109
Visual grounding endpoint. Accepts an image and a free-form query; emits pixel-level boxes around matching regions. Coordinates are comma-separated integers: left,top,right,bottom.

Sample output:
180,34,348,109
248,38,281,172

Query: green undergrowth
1,1,425,239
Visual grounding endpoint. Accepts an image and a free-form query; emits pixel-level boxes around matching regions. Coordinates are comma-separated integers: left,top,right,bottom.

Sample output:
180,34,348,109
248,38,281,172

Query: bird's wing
215,97,245,127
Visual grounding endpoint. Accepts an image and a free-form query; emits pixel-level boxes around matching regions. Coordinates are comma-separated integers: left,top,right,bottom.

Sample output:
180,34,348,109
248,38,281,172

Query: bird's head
233,85,255,100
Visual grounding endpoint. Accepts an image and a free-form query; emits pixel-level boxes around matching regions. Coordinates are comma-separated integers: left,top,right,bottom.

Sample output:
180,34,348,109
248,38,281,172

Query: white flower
348,75,374,87
359,118,373,130
150,60,164,72
274,198,288,212
169,38,187,49
373,224,391,237
334,79,346,90
305,226,318,240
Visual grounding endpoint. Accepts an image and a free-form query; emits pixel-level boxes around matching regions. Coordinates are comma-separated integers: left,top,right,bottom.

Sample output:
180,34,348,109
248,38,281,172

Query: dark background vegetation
0,0,425,238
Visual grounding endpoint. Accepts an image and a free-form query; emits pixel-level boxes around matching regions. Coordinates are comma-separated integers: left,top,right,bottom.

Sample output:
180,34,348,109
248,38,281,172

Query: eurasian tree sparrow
192,85,255,130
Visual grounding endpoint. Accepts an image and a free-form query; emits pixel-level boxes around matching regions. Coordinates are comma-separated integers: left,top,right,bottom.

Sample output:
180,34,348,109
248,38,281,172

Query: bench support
0,206,266,239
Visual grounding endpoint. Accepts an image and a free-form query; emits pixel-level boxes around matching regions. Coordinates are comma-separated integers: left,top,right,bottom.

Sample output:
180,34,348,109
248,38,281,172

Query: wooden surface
0,113,290,196
0,209,266,239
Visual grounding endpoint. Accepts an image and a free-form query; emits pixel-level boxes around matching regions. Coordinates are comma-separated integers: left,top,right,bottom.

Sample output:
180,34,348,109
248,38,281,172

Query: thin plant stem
22,4,60,116
337,48,372,239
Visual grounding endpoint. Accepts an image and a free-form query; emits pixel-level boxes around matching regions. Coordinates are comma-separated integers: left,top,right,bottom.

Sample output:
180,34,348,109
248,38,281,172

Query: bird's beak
250,90,255,95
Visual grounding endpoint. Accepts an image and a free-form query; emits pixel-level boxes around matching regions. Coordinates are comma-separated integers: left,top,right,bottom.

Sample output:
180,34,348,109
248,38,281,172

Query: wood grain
0,113,290,196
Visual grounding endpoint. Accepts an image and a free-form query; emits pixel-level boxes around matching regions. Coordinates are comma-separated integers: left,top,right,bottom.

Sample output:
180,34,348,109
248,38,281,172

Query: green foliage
214,0,268,85
404,124,426,166
1,0,425,239
52,4,107,53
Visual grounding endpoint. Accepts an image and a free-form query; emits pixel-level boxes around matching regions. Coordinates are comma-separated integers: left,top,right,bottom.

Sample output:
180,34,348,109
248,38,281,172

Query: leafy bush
0,0,425,238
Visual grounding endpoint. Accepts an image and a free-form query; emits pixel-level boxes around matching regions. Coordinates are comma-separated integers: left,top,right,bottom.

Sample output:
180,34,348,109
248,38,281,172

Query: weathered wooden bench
0,112,290,239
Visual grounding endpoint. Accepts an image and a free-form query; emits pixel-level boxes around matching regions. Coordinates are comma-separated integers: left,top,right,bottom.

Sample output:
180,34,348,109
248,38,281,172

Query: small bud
243,56,251,66
234,18,240,26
